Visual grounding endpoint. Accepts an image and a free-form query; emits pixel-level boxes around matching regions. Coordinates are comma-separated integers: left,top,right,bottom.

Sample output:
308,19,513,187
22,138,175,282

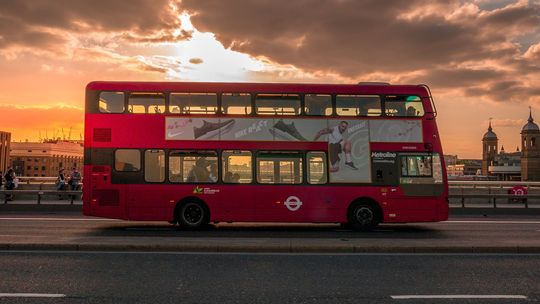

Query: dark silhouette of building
0,131,11,173
521,108,540,181
481,108,540,181
481,119,498,176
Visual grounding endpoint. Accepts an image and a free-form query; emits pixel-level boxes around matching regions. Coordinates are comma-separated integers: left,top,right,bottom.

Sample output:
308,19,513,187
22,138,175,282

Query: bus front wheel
347,201,379,231
177,200,209,229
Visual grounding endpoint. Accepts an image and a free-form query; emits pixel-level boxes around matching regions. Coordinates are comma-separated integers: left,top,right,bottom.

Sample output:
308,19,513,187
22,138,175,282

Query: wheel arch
347,196,384,224
173,196,209,222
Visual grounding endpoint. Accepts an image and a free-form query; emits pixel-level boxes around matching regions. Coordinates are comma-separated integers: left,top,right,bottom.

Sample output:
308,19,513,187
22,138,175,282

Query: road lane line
391,295,527,299
447,220,540,224
0,293,66,298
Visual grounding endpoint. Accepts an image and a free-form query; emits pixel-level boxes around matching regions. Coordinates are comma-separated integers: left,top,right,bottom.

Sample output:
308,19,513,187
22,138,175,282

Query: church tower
482,119,498,175
521,108,540,181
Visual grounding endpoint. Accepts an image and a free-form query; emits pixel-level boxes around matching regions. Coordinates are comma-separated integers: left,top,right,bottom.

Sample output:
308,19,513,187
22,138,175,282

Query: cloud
180,0,540,103
488,118,526,128
0,0,191,57
189,58,204,64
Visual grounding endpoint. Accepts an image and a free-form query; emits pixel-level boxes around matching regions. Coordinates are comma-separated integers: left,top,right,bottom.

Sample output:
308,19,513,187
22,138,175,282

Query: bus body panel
83,81,449,225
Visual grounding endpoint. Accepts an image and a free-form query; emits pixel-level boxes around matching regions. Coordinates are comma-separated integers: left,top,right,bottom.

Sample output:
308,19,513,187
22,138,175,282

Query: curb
2,243,540,254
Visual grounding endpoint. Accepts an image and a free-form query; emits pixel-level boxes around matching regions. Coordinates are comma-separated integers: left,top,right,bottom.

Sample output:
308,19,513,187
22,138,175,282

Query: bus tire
347,201,380,231
176,199,210,229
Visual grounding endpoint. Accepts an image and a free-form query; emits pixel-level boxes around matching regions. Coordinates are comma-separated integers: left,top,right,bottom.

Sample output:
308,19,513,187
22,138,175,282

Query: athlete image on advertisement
314,120,371,183
314,121,357,172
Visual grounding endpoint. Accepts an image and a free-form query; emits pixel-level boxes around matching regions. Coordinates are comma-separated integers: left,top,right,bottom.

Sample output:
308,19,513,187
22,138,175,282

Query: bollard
461,187,465,208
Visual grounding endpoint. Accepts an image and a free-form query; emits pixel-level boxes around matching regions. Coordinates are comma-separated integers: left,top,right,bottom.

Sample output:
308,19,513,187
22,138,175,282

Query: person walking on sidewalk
4,168,15,201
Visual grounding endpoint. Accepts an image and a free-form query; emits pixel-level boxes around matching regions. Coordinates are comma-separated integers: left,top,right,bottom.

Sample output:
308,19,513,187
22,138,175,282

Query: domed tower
521,107,540,181
482,119,498,175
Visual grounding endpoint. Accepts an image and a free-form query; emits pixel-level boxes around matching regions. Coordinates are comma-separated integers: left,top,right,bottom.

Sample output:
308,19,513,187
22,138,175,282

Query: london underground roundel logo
284,196,302,211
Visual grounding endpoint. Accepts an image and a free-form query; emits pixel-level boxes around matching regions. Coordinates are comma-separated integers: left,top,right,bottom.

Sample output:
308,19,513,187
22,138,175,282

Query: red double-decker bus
83,81,448,230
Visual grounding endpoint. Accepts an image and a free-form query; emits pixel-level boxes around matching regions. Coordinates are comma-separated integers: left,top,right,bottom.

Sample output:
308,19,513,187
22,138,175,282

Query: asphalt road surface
0,251,539,303
1,213,540,252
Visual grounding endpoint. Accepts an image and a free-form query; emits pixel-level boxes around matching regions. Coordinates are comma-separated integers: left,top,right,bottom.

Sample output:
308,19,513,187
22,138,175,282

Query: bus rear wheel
348,202,379,231
177,201,209,229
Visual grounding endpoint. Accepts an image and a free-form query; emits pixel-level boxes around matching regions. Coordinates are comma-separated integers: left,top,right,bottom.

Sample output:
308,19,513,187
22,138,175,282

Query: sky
0,0,539,158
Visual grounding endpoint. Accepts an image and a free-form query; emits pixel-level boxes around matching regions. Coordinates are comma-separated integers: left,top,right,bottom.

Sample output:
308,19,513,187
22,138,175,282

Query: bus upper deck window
385,95,424,117
256,94,301,116
336,95,381,116
128,93,165,114
222,93,252,115
99,92,124,113
170,93,218,114
305,94,332,116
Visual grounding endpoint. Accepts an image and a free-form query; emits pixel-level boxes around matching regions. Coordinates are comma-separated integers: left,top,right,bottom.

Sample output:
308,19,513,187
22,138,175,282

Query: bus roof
86,81,430,96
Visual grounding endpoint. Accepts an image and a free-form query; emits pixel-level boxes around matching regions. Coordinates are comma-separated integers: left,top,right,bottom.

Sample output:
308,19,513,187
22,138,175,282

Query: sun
171,13,266,81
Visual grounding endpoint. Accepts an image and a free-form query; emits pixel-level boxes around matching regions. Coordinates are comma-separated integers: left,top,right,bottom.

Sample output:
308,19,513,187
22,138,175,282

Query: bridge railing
0,190,82,205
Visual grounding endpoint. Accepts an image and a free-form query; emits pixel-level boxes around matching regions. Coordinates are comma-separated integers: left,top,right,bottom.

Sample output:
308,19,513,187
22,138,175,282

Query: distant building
480,108,540,181
0,131,11,173
521,109,540,181
446,158,482,179
481,120,498,176
9,140,83,177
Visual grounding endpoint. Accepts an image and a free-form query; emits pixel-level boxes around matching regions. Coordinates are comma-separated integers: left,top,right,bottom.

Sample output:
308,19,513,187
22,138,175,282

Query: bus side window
256,94,301,116
168,150,218,183
222,150,252,183
305,94,332,116
401,155,432,177
222,93,252,115
256,151,303,184
336,95,381,116
170,93,218,114
385,95,424,117
144,150,165,182
128,93,165,114
99,92,125,113
307,152,327,184
115,149,141,172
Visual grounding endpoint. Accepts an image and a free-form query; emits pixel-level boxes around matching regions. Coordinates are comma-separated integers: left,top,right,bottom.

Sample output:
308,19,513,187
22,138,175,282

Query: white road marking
447,220,540,224
0,293,66,298
391,295,527,300
2,218,540,224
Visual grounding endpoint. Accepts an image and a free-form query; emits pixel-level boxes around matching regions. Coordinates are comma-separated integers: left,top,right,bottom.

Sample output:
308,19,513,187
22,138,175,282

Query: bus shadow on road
90,223,447,239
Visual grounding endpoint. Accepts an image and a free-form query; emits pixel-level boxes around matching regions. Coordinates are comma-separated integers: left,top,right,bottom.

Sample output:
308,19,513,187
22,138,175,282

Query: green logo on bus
193,186,203,194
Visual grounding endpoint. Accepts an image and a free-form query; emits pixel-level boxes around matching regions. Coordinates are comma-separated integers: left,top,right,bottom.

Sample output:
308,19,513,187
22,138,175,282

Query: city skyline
0,1,539,159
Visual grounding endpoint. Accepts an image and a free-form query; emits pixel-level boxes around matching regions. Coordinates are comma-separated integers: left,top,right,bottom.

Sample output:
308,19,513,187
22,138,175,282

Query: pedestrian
4,168,15,201
56,168,66,200
68,167,82,190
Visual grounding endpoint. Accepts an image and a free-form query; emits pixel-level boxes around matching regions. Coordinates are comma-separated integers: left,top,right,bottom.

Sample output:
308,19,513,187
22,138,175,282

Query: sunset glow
0,0,539,158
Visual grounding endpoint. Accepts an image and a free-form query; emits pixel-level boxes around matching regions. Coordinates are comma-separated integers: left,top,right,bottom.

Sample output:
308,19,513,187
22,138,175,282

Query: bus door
254,151,330,222
386,153,444,222
87,148,128,219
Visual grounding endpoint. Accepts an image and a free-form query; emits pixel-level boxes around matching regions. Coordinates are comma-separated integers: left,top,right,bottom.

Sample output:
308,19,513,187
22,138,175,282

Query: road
0,212,540,252
1,213,540,303
0,251,539,303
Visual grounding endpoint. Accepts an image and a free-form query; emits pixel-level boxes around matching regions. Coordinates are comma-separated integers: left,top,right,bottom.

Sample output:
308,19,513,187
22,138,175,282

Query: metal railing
448,193,540,208
0,190,82,205
2,180,539,208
